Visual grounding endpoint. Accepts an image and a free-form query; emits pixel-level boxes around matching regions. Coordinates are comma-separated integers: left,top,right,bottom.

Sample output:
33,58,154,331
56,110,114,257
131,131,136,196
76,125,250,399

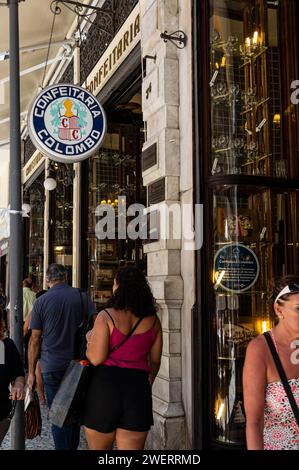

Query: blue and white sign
28,84,107,163
214,243,260,293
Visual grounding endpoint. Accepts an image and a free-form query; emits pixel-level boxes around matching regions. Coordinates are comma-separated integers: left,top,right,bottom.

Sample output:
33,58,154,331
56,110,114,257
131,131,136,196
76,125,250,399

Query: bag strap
110,317,143,353
103,309,115,327
263,331,299,427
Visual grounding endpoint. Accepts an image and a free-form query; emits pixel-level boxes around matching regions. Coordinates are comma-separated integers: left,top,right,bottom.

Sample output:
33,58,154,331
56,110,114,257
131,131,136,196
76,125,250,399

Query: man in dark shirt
27,264,96,450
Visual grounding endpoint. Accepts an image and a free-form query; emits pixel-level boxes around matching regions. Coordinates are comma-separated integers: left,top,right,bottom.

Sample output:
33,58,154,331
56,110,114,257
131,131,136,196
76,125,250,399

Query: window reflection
87,124,146,311
25,178,45,291
209,0,287,177
51,163,73,284
212,185,299,444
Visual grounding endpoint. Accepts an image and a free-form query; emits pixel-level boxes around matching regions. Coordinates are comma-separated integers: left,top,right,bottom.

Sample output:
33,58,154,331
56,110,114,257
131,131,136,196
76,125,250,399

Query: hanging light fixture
44,159,58,191
44,177,57,191
21,203,31,217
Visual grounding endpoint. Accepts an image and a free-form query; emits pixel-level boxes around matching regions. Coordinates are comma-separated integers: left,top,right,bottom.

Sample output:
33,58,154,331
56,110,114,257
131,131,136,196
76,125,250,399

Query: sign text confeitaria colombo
28,84,107,163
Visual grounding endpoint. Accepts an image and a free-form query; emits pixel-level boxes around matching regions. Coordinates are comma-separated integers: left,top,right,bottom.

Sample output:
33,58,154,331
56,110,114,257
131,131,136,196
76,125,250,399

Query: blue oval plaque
214,243,260,292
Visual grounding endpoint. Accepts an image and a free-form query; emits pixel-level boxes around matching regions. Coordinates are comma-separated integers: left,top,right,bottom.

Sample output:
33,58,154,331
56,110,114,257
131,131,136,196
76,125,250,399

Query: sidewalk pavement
1,403,88,450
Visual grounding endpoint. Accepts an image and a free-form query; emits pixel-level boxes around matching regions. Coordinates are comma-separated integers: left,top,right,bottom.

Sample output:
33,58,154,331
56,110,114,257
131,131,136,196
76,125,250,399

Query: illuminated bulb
215,62,219,69
107,199,111,204
245,37,251,48
253,31,258,45
262,321,268,333
221,56,226,67
273,114,281,124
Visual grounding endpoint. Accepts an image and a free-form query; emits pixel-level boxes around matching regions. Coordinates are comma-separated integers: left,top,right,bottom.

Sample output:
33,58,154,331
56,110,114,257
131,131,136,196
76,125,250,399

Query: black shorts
82,365,153,433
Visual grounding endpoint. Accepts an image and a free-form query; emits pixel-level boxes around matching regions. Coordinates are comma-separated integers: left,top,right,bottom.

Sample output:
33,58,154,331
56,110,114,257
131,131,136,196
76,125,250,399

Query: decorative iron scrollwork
160,30,187,49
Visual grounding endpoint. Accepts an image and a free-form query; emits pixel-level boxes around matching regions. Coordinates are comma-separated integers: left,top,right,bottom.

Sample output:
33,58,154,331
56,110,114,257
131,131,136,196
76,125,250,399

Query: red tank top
102,313,157,372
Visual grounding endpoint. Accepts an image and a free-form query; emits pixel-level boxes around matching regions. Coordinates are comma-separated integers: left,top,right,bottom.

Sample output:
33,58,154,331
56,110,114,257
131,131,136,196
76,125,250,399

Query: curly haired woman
83,266,162,450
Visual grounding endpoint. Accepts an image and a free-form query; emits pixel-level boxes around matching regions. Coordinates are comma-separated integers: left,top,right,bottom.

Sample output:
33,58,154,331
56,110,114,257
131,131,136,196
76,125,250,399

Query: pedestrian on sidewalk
24,289,48,405
243,275,299,450
82,266,162,450
0,311,25,444
27,263,96,450
22,278,36,371
6,277,36,344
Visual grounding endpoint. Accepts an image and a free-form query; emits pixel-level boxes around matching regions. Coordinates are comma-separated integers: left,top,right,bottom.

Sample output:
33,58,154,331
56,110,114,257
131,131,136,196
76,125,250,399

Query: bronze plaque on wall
143,210,160,244
142,143,157,172
148,177,165,205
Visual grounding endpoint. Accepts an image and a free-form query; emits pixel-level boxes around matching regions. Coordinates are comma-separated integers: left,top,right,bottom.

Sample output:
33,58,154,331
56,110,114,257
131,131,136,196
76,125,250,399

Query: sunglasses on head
274,282,299,304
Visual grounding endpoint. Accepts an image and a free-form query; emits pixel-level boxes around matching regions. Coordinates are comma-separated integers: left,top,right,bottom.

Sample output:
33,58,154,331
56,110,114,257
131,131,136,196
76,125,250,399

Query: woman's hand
10,379,25,401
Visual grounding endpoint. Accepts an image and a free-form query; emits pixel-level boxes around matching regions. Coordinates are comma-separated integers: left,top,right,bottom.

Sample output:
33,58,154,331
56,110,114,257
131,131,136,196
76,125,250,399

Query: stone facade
140,0,194,450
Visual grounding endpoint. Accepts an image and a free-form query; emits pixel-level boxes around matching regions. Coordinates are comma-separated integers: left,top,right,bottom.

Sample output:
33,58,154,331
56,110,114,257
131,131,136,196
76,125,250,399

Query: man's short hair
46,264,67,282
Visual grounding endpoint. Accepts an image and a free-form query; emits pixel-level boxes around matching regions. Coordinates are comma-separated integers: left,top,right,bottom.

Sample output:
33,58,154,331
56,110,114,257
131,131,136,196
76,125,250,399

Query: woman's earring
279,314,284,319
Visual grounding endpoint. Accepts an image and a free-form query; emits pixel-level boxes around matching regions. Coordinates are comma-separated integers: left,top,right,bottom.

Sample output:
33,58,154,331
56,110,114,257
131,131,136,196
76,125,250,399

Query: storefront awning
0,0,96,147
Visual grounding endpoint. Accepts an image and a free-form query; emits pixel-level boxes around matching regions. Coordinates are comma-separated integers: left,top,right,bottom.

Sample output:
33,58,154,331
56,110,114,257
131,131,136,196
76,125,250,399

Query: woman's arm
86,313,110,366
27,329,42,391
149,318,162,384
23,311,32,336
243,336,267,450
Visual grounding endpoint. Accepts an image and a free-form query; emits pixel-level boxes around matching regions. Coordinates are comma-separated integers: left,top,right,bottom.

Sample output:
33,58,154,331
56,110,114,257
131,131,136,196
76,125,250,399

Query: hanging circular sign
28,84,106,163
214,243,260,293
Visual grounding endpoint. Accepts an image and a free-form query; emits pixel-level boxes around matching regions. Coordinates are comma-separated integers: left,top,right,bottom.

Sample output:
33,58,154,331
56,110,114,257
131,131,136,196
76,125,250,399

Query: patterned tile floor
1,403,88,450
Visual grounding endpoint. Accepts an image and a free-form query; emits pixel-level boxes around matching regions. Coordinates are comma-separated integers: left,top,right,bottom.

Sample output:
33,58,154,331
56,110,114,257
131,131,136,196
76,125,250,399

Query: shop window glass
209,0,298,178
211,184,299,444
51,163,73,284
26,178,45,291
87,123,146,311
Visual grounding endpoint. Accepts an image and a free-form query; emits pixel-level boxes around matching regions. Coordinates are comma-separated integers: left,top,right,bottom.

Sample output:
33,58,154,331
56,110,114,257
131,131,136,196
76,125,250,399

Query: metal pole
8,0,25,450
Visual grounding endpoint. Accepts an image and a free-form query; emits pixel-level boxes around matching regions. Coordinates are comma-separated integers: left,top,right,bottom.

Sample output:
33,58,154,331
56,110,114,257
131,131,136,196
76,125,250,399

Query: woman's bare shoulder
246,334,268,357
95,310,111,325
244,335,268,384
